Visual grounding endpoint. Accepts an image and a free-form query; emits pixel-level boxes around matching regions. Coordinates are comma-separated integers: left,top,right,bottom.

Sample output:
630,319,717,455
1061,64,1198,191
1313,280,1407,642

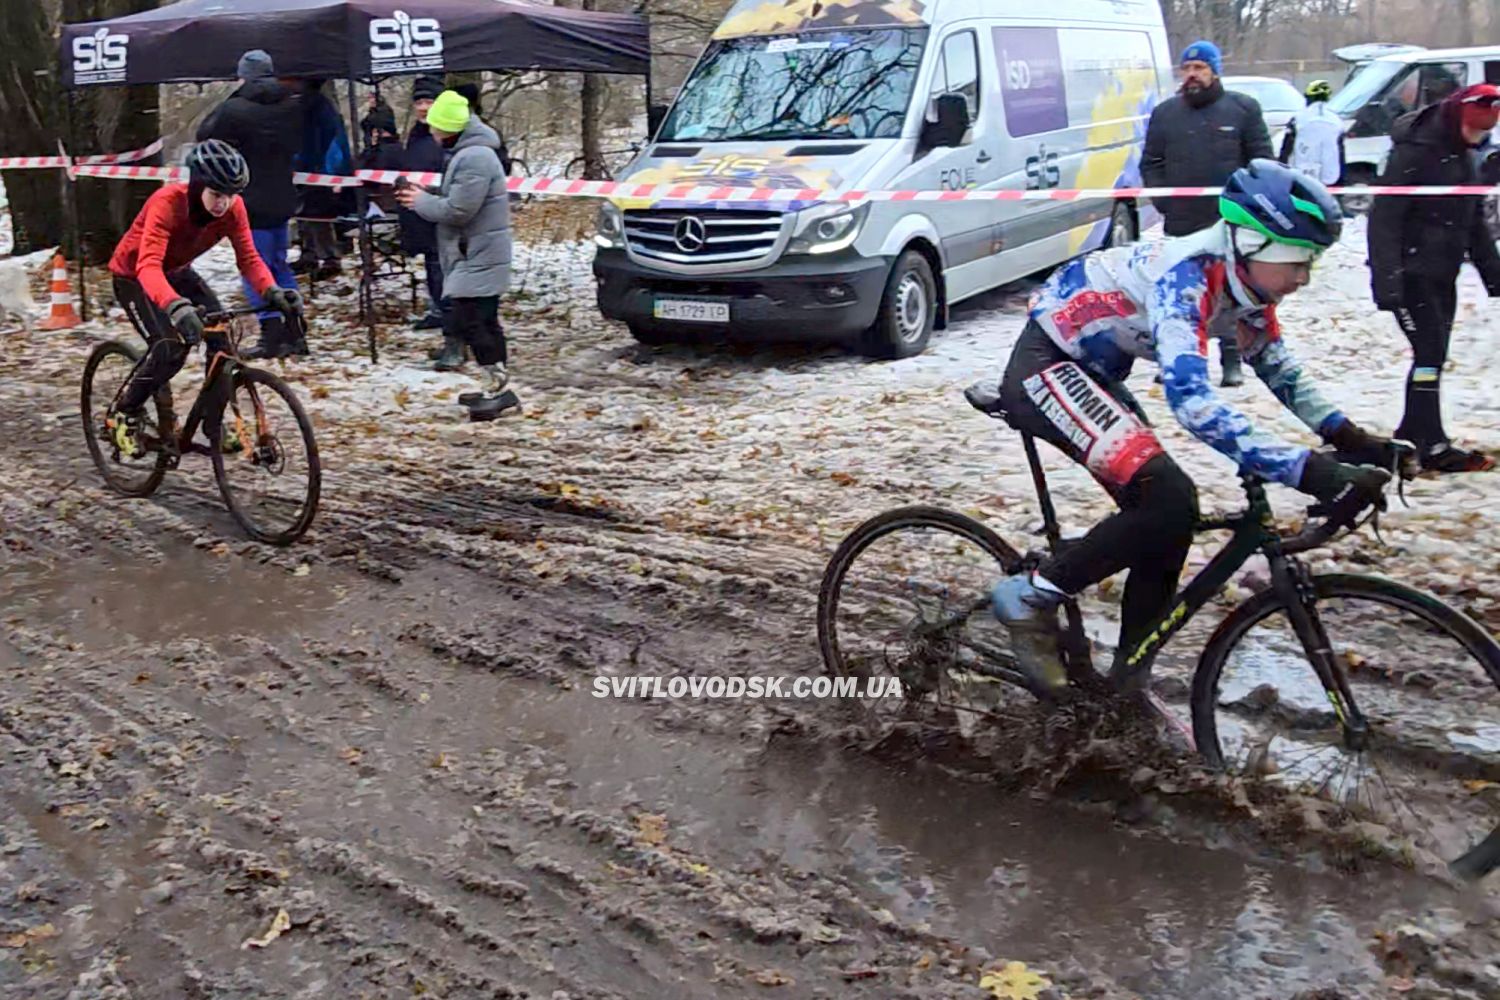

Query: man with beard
1142,40,1272,386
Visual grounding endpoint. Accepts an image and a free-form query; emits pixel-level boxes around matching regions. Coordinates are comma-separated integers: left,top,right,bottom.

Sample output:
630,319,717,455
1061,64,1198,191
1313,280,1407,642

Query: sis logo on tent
369,10,444,73
73,27,130,85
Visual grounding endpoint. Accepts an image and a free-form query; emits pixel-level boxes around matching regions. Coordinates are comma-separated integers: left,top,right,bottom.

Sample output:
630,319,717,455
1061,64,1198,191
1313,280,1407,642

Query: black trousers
444,296,507,366
999,323,1199,653
114,270,222,414
1391,274,1458,451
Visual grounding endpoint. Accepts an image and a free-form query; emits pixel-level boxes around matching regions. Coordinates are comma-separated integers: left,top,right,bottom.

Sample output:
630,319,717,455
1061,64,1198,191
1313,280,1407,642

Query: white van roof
712,0,1162,40
1368,44,1500,64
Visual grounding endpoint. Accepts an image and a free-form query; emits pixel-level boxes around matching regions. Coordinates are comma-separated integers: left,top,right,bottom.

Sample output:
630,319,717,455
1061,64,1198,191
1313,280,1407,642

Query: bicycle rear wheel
80,340,171,498
817,506,1030,736
1191,573,1500,876
211,366,321,546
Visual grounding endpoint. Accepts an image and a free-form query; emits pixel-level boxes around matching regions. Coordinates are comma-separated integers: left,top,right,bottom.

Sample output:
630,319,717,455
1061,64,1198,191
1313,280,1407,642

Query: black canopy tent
59,0,652,359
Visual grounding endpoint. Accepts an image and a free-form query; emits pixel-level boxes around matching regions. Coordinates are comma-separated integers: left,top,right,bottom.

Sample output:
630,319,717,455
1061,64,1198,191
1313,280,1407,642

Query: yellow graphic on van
713,0,929,40
1068,67,1158,255
612,150,842,209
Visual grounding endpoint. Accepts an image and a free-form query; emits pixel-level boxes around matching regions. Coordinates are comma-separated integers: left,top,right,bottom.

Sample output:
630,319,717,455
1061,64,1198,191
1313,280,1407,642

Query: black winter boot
244,316,292,360
432,337,465,371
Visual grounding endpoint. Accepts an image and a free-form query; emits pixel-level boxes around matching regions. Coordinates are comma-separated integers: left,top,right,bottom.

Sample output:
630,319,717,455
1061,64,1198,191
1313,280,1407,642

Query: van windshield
658,28,928,143
1328,60,1403,115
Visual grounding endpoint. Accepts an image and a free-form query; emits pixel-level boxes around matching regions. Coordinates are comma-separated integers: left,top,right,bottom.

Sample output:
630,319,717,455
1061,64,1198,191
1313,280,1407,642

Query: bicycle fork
1268,552,1370,749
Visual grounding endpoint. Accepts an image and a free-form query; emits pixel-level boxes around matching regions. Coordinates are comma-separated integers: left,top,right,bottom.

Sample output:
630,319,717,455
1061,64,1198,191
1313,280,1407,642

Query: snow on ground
10,206,1500,629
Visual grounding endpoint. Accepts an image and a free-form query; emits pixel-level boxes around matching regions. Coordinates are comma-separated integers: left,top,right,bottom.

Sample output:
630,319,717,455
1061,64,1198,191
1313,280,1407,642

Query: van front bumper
592,248,890,343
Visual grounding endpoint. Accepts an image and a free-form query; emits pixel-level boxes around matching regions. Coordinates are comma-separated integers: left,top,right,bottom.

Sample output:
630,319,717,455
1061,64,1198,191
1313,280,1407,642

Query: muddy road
3,227,1499,998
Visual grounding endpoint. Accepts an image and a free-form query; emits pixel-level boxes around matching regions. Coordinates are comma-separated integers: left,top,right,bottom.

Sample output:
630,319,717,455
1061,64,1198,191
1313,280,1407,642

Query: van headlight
787,203,869,255
594,202,625,249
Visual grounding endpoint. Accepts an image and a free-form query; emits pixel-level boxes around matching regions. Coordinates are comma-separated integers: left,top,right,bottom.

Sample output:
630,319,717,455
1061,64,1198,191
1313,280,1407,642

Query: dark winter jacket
293,83,355,219
400,120,446,255
197,78,303,229
1368,102,1500,310
1141,81,1275,236
359,135,406,214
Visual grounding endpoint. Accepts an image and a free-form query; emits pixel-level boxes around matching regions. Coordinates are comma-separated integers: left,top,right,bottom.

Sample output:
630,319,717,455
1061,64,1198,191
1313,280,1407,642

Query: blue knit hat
1180,40,1222,76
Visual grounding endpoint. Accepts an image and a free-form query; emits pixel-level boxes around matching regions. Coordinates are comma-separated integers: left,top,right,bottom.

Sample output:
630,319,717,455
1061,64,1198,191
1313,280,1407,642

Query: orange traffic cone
42,253,81,330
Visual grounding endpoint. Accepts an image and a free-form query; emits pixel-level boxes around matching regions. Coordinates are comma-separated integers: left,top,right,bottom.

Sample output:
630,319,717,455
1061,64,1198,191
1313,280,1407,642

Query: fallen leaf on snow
1462,779,1498,793
752,969,793,987
979,961,1051,1000
310,386,330,399
431,752,451,770
293,564,311,577
0,924,58,948
241,908,291,949
393,387,410,410
89,818,110,830
829,471,858,487
340,746,364,765
56,762,82,776
634,812,668,846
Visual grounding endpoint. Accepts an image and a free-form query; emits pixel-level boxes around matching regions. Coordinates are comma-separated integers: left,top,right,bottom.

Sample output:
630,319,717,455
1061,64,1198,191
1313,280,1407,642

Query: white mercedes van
591,0,1173,358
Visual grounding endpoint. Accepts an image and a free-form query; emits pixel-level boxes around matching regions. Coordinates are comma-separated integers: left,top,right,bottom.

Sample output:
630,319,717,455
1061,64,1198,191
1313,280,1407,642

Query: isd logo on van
369,10,444,73
73,28,129,84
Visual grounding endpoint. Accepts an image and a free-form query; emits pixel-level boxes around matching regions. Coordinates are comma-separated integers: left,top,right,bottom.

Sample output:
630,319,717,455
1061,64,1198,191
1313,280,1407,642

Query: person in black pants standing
401,75,451,345
1369,83,1500,473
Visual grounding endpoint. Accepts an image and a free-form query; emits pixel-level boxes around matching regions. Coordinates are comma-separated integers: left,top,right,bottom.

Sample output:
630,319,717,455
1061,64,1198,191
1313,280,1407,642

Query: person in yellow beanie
395,90,517,419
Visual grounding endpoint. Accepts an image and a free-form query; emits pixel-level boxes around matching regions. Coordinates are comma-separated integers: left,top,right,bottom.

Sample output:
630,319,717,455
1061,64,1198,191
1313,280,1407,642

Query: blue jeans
243,225,297,321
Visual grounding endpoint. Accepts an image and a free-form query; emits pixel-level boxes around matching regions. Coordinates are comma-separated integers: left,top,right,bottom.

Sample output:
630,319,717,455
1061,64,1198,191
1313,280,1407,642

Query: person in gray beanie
198,49,306,357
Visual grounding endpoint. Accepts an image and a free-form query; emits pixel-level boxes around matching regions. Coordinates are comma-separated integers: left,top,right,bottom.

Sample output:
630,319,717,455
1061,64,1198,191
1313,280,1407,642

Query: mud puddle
0,539,1478,998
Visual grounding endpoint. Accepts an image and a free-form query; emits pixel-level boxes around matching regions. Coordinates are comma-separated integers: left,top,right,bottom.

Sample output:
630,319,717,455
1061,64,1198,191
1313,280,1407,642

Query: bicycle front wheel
211,366,321,546
817,506,1030,736
1192,573,1500,876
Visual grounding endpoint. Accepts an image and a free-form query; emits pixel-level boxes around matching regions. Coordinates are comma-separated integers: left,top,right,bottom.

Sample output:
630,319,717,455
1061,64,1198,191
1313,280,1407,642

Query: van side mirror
920,94,971,151
647,103,669,139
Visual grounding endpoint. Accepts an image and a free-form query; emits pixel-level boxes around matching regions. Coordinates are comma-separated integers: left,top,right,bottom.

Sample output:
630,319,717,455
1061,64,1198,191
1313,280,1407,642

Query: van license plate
654,299,729,323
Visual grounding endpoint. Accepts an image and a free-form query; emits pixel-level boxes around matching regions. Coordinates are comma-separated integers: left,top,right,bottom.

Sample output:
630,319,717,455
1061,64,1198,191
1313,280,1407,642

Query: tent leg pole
65,89,88,324
348,78,377,363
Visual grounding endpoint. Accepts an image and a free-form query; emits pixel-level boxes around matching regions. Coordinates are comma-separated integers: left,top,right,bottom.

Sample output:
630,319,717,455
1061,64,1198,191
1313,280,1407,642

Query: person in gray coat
395,90,515,417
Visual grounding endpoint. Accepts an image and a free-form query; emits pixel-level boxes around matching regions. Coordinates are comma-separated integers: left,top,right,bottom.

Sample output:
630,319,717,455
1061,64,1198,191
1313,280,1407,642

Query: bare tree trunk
1454,0,1475,48
579,0,607,179
0,0,68,254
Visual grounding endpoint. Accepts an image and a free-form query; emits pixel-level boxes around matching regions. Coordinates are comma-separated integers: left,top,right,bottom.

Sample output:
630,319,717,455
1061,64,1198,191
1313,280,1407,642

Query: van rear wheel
864,250,936,360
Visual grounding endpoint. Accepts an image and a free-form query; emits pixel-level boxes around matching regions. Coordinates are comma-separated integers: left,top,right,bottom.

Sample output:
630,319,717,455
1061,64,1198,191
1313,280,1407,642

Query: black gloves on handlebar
264,287,303,318
166,298,205,345
1299,451,1389,526
1324,419,1408,473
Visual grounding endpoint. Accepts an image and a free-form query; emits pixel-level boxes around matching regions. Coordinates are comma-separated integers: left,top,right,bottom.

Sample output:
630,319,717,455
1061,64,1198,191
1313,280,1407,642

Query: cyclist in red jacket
107,139,302,455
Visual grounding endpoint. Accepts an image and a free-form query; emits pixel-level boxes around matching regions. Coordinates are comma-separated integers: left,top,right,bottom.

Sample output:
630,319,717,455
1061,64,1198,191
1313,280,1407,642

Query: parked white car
1221,75,1304,141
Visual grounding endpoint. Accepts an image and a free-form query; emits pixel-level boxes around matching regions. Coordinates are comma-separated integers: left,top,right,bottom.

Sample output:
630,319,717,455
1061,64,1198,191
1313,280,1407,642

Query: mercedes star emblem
673,216,708,253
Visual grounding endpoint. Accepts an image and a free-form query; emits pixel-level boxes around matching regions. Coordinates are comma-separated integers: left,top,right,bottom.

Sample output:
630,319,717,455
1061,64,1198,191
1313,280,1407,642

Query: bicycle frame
1023,430,1370,737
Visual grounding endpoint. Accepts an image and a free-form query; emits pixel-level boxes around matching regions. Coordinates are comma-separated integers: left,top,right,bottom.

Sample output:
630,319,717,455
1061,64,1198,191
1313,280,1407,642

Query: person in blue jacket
291,78,353,281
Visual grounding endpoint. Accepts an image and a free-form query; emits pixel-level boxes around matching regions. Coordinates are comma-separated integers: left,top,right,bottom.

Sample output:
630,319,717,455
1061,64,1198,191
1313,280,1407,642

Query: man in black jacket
198,50,305,358
1368,83,1500,473
1142,40,1273,385
403,75,449,340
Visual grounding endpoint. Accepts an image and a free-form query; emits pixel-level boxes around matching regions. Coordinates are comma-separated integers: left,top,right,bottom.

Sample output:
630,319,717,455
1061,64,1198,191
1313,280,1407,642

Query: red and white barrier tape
35,160,1500,201
75,138,164,166
0,138,164,171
